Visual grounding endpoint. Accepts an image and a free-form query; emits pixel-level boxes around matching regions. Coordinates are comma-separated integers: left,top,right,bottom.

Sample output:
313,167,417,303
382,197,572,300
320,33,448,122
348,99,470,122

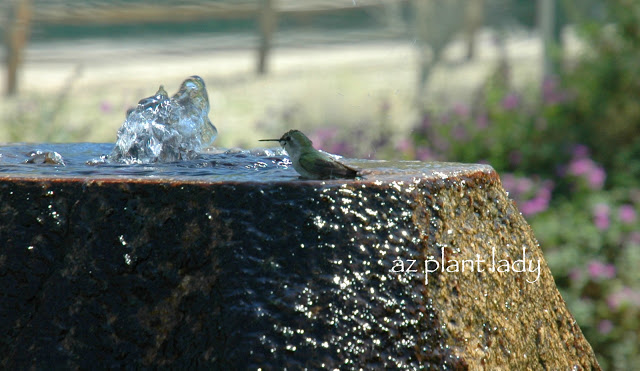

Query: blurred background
1,0,639,368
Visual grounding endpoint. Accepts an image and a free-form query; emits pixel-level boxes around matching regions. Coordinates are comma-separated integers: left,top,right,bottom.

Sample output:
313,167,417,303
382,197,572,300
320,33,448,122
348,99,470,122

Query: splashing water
108,76,218,164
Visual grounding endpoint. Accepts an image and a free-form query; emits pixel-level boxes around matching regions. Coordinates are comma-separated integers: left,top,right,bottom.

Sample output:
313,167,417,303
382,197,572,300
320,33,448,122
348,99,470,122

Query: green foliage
562,0,640,188
412,62,575,178
549,2,640,363
531,189,640,371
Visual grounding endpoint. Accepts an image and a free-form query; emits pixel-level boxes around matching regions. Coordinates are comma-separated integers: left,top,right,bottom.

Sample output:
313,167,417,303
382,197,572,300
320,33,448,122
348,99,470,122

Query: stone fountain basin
0,143,599,369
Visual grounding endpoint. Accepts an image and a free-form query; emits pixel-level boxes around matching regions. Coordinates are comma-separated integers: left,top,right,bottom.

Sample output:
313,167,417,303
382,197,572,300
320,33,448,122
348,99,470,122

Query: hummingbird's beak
259,139,281,142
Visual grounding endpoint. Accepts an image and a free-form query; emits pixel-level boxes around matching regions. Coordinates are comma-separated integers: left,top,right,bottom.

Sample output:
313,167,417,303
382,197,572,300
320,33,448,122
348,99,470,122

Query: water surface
0,143,491,182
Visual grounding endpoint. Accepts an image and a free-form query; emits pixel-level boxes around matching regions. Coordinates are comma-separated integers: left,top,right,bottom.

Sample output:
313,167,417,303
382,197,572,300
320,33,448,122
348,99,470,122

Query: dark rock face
0,166,600,369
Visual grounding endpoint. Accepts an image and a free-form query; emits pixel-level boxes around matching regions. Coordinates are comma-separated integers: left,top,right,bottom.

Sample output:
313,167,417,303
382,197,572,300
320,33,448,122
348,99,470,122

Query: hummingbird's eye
285,136,291,141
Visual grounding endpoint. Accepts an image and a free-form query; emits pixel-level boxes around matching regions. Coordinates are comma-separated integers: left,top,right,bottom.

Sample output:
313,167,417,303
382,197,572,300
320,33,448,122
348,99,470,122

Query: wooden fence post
412,0,465,107
464,0,485,61
257,0,276,75
5,0,32,96
538,0,555,78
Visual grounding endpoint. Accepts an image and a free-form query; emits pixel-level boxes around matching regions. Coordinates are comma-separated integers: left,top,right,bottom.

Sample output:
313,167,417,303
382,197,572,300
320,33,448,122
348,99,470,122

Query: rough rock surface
0,164,600,369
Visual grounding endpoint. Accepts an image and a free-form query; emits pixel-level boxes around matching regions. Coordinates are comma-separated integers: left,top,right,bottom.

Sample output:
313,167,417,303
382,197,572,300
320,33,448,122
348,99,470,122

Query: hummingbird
260,129,359,179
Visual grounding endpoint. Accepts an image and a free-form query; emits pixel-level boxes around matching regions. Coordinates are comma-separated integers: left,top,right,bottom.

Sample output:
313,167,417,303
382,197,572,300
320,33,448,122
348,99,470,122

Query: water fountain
0,77,600,369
